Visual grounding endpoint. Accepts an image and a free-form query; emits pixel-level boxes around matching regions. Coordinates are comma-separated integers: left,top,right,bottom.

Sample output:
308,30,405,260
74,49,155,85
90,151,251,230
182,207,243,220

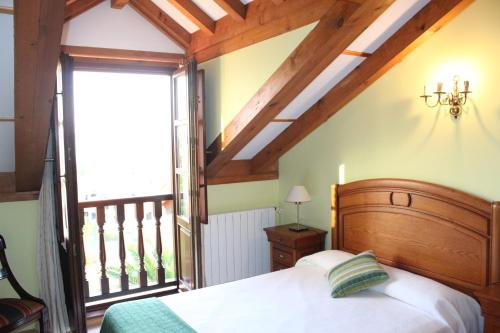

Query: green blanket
100,297,196,333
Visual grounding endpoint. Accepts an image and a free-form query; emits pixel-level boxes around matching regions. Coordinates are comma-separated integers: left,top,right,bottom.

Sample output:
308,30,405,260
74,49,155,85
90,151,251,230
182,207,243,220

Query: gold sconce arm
419,76,472,119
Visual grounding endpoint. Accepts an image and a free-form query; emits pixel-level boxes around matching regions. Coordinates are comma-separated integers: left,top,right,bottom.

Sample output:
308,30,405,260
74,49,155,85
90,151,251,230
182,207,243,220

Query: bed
103,179,500,333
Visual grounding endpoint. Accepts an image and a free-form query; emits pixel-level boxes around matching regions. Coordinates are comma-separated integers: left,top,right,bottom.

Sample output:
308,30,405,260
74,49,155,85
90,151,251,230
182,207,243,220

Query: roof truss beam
60,45,184,67
168,0,216,35
65,0,104,21
207,160,278,185
14,0,66,191
111,0,130,9
129,0,191,50
206,0,394,178
250,0,474,173
190,0,344,63
213,0,246,22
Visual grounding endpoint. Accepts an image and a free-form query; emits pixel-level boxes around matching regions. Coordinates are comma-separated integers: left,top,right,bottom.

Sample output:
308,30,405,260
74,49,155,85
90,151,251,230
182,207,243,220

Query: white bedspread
162,265,453,333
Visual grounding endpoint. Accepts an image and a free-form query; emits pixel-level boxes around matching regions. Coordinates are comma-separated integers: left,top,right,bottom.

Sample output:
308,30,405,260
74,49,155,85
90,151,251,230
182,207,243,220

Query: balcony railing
78,194,177,305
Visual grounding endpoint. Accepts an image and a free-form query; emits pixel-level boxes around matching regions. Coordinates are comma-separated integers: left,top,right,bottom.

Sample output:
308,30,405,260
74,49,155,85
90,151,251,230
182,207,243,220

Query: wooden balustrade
78,194,174,302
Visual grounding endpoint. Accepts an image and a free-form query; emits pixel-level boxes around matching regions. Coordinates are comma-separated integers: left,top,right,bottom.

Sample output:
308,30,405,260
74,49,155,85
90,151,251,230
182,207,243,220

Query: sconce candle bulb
420,75,471,119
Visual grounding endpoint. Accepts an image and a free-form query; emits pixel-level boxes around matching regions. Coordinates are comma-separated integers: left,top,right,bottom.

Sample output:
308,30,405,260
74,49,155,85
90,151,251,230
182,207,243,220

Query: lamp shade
286,185,311,203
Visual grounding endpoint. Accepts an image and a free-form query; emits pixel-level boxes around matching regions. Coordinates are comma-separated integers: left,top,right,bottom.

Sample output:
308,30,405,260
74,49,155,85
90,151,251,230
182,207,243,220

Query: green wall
207,180,279,215
0,201,39,297
278,0,500,248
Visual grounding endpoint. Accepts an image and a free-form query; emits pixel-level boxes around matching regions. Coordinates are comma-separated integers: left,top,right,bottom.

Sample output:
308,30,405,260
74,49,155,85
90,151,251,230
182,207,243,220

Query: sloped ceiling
62,1,185,53
5,0,473,196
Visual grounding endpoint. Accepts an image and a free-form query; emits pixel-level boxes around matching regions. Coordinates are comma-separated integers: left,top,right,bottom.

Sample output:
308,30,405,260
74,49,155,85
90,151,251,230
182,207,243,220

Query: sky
73,70,173,201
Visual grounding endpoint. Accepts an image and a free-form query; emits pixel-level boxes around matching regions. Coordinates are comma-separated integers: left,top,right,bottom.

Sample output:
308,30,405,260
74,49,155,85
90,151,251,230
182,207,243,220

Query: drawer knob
279,254,284,259
278,238,282,243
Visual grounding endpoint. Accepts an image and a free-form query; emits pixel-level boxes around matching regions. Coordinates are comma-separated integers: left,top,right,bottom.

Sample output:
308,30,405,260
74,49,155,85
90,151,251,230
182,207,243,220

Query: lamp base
288,223,309,232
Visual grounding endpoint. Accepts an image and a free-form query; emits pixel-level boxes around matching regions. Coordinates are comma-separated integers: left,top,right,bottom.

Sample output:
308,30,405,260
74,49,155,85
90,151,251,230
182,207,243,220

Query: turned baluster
136,203,147,287
78,208,89,298
116,204,129,291
154,201,165,284
96,206,109,294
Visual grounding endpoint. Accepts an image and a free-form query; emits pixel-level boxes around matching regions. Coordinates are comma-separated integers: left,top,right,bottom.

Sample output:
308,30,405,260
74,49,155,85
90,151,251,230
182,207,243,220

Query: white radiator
202,207,276,287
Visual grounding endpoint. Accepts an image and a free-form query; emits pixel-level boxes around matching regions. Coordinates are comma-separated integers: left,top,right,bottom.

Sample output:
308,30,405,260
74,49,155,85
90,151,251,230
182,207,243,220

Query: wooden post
78,208,89,298
154,201,165,285
136,203,147,287
96,206,109,294
116,204,129,291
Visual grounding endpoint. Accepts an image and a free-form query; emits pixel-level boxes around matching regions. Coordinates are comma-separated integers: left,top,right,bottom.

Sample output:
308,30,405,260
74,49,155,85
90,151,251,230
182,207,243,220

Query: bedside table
264,224,327,271
475,284,500,332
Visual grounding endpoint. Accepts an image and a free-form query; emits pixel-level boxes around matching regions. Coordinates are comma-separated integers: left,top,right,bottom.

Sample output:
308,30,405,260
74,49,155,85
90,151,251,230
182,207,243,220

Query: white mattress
162,265,453,333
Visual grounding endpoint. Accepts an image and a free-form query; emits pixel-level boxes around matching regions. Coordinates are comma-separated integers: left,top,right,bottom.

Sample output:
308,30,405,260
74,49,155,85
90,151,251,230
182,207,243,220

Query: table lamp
286,185,311,232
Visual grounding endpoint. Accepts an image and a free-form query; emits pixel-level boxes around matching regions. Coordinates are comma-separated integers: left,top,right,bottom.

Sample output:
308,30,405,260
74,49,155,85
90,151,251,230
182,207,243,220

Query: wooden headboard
331,179,500,296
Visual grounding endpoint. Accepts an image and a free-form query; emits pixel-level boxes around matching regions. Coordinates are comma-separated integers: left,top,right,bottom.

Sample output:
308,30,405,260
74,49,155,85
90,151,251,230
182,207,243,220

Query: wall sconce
420,75,471,118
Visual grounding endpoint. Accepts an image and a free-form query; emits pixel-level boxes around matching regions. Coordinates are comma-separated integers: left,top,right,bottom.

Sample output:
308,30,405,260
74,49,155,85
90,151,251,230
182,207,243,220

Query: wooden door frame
171,61,205,290
55,54,184,325
58,53,87,332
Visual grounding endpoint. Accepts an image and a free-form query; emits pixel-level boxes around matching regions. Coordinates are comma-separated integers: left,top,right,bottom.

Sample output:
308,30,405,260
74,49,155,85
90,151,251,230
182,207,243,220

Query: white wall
0,10,15,172
61,0,185,53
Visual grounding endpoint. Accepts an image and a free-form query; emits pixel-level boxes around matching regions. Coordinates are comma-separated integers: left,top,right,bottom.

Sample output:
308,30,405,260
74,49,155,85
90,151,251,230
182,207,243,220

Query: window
73,70,172,201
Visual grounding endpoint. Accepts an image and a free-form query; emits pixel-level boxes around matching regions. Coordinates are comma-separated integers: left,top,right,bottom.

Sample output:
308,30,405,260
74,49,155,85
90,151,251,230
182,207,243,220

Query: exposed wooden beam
213,0,246,22
206,0,393,178
271,0,285,5
251,0,474,173
65,0,104,21
0,173,15,193
111,0,130,9
0,191,39,203
207,160,278,185
14,0,66,192
343,49,371,57
61,45,184,67
72,58,178,74
272,119,295,122
190,0,362,63
129,0,191,50
0,6,14,14
169,0,215,35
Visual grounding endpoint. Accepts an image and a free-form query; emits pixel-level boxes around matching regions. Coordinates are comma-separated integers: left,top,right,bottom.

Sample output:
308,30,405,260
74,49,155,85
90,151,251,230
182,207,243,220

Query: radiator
202,207,276,287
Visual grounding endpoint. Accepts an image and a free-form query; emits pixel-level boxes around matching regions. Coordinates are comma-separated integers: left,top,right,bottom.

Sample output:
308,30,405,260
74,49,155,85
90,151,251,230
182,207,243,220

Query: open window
54,52,206,329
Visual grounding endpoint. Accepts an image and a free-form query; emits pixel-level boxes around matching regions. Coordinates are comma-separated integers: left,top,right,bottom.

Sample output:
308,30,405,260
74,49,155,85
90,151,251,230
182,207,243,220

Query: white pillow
295,250,354,271
297,250,483,333
371,264,483,333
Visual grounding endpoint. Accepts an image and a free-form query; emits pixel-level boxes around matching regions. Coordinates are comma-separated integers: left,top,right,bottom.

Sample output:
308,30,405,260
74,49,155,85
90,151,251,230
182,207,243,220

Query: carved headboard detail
331,179,500,296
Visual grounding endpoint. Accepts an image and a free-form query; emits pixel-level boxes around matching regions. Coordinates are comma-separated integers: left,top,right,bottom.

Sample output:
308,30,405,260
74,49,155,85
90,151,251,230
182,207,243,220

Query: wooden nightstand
264,224,327,271
475,284,500,332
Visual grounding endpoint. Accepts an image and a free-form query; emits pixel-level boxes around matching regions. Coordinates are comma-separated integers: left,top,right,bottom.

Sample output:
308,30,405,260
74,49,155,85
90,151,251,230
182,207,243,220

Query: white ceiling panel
276,55,365,120
0,0,12,7
348,0,430,54
62,1,185,53
0,12,14,118
151,0,200,33
192,0,227,20
233,122,292,160
0,122,15,172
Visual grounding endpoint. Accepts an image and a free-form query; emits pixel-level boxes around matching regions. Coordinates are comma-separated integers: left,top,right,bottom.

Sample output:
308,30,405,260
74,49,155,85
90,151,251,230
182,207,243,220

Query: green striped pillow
327,250,389,298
